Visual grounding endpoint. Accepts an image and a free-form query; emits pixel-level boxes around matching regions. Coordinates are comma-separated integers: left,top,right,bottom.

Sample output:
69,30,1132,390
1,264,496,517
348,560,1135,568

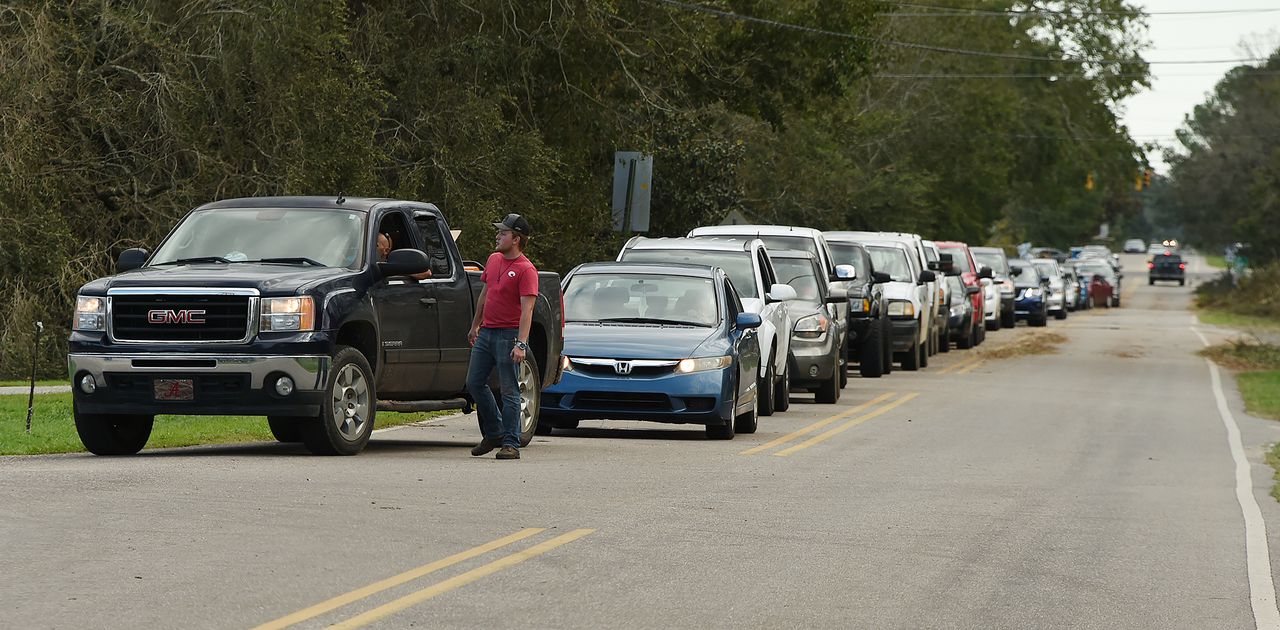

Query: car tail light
1147,262,1154,269
1179,263,1186,269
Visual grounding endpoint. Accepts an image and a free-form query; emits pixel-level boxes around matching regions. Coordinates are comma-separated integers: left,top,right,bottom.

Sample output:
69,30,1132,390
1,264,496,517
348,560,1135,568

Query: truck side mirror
117,248,148,272
872,271,892,284
978,266,993,280
937,253,956,275
833,264,857,281
377,248,431,277
918,270,936,284
965,285,981,296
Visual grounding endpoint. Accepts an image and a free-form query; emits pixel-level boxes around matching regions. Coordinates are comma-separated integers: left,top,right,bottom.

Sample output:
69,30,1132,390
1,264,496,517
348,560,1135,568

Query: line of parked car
536,226,1126,440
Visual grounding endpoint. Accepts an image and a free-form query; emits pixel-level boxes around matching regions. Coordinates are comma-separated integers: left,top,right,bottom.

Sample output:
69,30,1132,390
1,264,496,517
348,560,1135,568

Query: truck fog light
79,374,97,394
808,365,819,377
274,376,295,397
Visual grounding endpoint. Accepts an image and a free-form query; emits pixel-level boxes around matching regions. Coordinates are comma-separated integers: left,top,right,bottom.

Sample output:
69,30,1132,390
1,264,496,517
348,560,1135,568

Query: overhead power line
883,2,1280,17
649,0,1267,65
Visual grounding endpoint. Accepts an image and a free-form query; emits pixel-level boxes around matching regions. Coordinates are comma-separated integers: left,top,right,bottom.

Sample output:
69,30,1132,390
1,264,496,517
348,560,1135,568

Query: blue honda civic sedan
1009,259,1049,327
540,261,762,439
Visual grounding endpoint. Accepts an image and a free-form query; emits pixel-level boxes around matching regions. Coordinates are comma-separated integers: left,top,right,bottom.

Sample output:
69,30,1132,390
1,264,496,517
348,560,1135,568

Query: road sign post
611,152,653,234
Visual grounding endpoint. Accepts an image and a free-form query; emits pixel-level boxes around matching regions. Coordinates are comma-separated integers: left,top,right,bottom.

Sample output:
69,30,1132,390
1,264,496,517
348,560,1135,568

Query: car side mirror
833,264,857,281
117,248,149,272
937,253,956,275
766,283,798,303
377,248,431,277
735,312,763,329
978,266,993,280
1010,267,1023,276
826,285,848,304
965,285,981,296
872,271,892,284
918,270,936,284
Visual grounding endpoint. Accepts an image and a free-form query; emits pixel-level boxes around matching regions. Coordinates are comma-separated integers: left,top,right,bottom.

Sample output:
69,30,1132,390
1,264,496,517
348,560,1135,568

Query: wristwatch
514,340,529,351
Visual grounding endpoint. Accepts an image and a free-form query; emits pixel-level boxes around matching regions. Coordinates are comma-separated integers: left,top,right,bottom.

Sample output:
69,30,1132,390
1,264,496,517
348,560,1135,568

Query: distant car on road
769,249,847,404
971,246,1016,329
1148,251,1186,286
542,262,762,439
824,237,892,378
1009,259,1049,326
1076,259,1120,307
1123,238,1146,253
945,275,981,348
1029,259,1069,320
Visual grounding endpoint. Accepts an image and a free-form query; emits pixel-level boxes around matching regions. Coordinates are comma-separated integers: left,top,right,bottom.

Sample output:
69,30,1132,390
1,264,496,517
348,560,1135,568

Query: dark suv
825,238,891,378
1148,251,1186,286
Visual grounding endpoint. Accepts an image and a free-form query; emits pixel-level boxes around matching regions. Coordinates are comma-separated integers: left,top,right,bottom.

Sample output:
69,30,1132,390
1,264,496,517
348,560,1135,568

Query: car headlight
676,355,733,373
887,300,915,318
793,313,829,340
1022,288,1042,299
73,295,106,332
849,298,870,313
561,356,573,372
260,296,316,332
949,305,966,317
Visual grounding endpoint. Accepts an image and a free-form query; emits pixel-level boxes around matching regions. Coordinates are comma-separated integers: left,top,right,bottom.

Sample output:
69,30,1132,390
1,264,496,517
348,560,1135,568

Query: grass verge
1204,254,1227,269
0,379,68,388
1201,340,1280,499
1239,372,1280,420
1197,308,1280,332
0,394,451,456
979,331,1068,360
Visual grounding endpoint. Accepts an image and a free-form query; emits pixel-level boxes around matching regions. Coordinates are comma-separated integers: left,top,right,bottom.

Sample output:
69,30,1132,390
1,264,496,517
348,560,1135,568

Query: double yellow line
739,392,918,457
936,355,983,375
253,528,594,630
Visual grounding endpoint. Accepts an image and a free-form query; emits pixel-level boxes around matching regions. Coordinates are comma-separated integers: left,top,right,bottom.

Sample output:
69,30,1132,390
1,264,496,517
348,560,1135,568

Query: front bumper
889,318,919,352
847,316,875,350
540,366,734,425
789,333,839,388
68,353,329,416
1014,297,1046,318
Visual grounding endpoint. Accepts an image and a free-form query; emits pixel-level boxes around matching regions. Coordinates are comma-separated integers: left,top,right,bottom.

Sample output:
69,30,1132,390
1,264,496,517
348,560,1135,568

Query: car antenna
336,192,346,205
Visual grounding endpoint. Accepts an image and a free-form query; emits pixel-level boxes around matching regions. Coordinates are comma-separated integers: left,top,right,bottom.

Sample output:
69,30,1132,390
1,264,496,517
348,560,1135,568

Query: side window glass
413,214,454,277
723,279,742,318
757,250,773,287
376,212,413,263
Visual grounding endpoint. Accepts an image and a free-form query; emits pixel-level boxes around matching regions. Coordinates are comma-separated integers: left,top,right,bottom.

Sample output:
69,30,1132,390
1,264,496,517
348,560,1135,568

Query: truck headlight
793,313,829,340
73,295,106,332
849,298,870,313
676,356,733,373
887,300,915,318
260,296,316,332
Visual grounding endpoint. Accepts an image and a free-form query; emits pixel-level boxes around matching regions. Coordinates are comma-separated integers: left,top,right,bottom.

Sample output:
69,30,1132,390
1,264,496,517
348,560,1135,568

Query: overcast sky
1124,1,1280,172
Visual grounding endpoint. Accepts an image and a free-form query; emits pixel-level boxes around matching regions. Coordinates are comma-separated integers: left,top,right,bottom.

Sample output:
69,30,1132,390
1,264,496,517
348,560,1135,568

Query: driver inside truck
377,232,432,281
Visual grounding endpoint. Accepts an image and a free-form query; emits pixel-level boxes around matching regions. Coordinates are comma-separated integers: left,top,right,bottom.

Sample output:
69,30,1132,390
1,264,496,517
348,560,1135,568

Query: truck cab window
414,214,454,277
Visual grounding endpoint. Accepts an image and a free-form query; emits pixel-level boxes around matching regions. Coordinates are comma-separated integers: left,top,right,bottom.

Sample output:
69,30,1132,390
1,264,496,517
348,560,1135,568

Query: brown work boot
496,446,520,460
471,438,501,457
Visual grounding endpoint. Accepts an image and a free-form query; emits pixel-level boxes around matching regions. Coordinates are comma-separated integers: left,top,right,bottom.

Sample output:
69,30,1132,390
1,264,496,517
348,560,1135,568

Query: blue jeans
466,328,521,448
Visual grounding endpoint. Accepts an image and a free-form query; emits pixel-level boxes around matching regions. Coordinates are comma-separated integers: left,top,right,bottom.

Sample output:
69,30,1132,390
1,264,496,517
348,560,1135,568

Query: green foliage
0,0,1147,377
1196,263,1280,320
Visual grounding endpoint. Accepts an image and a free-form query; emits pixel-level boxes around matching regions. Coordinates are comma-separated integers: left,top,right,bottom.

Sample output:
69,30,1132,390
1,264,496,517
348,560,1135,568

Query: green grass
1197,308,1280,331
1241,371,1280,421
0,379,67,388
1204,254,1228,269
0,394,450,456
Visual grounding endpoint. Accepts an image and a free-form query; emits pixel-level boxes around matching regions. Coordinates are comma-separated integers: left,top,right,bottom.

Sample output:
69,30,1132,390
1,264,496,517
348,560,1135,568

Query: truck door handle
420,297,437,307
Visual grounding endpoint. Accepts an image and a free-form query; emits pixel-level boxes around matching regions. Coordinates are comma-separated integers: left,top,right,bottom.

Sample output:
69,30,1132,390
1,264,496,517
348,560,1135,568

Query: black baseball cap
493,213,532,236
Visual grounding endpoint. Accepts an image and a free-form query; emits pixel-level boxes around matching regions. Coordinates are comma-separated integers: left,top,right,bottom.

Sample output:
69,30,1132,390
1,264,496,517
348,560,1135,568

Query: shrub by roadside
1196,263,1280,320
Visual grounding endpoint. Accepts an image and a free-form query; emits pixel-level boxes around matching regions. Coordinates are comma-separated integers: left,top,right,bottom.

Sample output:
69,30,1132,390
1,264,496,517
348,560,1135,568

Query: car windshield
1030,260,1059,277
1010,263,1040,286
867,245,912,282
618,249,758,298
939,247,972,273
946,275,965,301
563,273,719,327
1078,263,1112,278
771,257,823,303
972,251,1008,275
828,242,870,279
150,208,365,268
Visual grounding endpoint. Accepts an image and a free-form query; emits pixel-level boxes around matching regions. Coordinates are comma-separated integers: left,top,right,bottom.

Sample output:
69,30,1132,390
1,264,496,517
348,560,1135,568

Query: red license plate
154,379,195,401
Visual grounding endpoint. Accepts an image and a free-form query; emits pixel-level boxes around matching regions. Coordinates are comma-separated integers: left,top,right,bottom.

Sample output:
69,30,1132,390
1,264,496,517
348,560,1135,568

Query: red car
1075,260,1115,308
935,241,993,343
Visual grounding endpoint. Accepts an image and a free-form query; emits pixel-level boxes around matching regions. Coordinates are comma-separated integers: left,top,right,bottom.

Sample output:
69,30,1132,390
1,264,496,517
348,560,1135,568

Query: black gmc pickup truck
1148,251,1186,286
68,196,564,456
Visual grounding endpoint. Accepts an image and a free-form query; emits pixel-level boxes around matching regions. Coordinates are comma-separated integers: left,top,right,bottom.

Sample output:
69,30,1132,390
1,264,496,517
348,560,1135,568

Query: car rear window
619,249,758,299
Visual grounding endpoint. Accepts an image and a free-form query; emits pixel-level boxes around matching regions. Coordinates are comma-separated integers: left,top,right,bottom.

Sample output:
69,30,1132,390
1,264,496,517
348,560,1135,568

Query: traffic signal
1085,172,1095,191
1134,173,1142,191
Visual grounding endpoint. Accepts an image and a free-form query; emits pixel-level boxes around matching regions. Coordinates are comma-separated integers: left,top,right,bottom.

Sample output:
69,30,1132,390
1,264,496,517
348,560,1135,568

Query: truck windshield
618,249,758,299
939,247,973,274
866,246,912,283
150,208,366,268
972,251,1008,275
564,273,720,327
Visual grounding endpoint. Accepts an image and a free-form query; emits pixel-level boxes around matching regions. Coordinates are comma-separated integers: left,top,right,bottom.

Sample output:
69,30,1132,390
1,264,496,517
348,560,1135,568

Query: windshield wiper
598,317,710,327
153,256,232,266
252,257,326,267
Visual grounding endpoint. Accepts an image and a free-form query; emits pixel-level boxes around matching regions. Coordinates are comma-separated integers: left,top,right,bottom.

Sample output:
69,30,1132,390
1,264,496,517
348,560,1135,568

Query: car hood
878,281,920,303
563,323,719,360
79,263,357,295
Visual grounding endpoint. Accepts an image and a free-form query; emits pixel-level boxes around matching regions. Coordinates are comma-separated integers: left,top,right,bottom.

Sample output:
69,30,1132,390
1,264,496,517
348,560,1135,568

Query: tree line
0,0,1148,378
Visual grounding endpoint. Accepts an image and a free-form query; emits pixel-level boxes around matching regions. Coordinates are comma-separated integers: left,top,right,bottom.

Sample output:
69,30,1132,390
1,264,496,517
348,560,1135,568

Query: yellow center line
936,356,981,375
773,393,920,457
250,528,545,630
329,529,596,629
738,392,898,456
956,360,984,374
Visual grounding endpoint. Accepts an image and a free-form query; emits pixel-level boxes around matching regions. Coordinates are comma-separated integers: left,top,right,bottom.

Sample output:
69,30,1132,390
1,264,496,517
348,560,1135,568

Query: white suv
617,237,797,415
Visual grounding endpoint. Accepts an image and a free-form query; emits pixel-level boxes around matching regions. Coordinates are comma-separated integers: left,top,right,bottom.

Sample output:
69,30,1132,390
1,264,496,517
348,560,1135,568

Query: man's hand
511,345,526,363
468,326,480,346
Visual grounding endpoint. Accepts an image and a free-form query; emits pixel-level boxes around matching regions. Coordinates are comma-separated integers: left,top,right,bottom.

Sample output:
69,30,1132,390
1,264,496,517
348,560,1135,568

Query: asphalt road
4,252,1280,629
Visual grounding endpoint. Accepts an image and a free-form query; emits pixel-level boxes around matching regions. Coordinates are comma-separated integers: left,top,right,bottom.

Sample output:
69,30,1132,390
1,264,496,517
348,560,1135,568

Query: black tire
1001,307,1016,329
757,354,776,417
1112,296,1121,308
267,416,306,443
919,337,929,368
73,405,153,456
986,313,1001,331
708,398,739,439
1149,278,1154,286
839,356,849,389
734,390,758,434
859,322,885,377
1055,308,1067,321
977,323,986,345
302,345,377,455
773,364,791,412
1030,312,1048,327
956,325,972,349
880,318,893,376
939,329,950,353
1179,279,1185,286
901,335,921,371
492,353,542,447
815,354,841,404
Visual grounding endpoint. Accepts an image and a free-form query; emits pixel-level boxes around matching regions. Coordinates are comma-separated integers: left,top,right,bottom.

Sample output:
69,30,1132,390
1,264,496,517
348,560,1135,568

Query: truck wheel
815,354,841,404
839,356,848,389
302,345,376,455
1001,308,1016,329
880,318,892,375
957,326,972,349
901,335,920,371
1055,308,1067,320
772,363,791,412
757,354,776,417
859,322,885,377
939,328,950,353
74,406,153,455
267,416,305,443
919,338,929,368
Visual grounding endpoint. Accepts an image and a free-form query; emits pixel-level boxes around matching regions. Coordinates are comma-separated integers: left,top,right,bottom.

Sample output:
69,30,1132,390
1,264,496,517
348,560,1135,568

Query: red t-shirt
480,252,539,329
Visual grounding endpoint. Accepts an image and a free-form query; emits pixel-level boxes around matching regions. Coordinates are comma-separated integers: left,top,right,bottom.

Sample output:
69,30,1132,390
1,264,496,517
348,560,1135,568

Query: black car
1148,251,1186,286
825,238,892,378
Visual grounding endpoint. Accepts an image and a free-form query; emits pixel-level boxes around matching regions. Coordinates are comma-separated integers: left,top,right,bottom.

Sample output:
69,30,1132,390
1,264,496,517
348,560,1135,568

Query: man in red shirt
467,213,539,460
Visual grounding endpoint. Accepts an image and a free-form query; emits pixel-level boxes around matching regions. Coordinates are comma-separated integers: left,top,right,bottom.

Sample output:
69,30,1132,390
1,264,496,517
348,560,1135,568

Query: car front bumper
788,333,839,388
540,366,735,425
889,318,919,351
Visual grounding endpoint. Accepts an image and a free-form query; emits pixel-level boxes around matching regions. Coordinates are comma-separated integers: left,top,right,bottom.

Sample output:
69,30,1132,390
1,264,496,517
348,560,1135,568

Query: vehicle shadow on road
550,426,715,441
121,439,480,458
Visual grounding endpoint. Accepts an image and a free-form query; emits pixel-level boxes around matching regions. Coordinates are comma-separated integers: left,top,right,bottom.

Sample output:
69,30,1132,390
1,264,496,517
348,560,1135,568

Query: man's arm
468,285,487,346
511,295,536,362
